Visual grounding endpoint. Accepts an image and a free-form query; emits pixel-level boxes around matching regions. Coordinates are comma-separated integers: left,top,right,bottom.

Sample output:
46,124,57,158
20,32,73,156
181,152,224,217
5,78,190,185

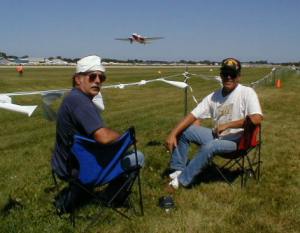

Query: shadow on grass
1,196,24,217
146,140,162,147
193,165,241,185
161,165,241,186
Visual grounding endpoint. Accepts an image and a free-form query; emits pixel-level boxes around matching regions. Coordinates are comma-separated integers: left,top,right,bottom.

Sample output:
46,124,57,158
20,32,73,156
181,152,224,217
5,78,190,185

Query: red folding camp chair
212,116,262,187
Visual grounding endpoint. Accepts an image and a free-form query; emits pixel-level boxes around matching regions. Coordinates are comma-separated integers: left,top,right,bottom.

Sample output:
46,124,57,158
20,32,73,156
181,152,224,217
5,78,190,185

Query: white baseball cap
76,55,106,73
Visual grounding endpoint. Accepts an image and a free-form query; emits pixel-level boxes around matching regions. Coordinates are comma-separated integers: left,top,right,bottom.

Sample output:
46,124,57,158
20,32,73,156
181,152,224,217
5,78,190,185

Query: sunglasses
220,71,237,80
85,72,106,82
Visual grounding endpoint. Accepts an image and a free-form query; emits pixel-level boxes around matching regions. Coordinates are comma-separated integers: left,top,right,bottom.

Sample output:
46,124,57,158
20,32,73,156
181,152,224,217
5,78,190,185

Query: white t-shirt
191,84,263,141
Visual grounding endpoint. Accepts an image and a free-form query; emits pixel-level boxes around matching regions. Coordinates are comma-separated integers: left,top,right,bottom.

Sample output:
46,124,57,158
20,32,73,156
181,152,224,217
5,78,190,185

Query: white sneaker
169,170,182,180
168,177,179,189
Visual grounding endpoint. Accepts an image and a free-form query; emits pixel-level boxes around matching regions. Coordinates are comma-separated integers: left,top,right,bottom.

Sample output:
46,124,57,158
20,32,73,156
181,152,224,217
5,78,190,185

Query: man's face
75,71,106,97
220,71,240,92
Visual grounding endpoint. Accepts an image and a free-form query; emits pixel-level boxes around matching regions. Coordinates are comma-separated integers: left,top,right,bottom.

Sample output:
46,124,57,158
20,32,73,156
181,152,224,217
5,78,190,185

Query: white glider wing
0,76,187,117
0,95,37,117
0,89,69,117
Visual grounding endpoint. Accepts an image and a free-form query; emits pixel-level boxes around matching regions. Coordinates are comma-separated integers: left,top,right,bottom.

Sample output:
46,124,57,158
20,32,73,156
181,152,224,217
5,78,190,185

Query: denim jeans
170,125,237,186
122,150,145,170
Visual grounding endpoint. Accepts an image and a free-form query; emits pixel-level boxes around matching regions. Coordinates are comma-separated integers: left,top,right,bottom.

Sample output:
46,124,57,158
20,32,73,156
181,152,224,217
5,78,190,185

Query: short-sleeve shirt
51,88,104,179
191,84,262,141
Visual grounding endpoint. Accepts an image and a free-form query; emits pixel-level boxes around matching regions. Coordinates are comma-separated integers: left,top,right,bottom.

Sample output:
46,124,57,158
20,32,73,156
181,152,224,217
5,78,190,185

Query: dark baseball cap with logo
220,58,241,78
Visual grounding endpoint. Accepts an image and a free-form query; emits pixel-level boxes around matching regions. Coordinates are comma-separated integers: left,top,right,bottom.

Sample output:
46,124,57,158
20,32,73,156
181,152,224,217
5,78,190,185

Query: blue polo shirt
51,88,104,179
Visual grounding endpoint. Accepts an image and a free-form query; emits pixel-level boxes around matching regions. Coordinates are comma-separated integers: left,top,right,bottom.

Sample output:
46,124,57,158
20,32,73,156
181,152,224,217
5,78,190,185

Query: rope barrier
2,66,298,118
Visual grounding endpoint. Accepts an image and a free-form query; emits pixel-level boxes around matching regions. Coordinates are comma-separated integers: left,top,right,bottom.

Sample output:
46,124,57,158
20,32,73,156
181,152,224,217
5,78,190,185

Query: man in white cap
52,55,144,213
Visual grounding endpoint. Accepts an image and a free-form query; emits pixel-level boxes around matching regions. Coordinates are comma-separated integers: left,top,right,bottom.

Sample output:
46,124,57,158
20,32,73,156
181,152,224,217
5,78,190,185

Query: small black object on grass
158,196,175,213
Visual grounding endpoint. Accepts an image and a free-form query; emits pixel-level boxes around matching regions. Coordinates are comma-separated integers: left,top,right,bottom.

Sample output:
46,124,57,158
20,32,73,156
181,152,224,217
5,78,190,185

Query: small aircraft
115,33,164,44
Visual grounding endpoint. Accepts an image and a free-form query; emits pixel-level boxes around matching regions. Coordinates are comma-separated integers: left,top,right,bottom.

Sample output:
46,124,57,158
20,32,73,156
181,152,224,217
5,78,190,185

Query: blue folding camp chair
54,127,143,226
211,116,262,187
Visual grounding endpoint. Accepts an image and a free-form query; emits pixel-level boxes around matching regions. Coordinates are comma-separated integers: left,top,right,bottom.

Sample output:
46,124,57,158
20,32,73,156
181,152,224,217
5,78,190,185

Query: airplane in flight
115,33,164,44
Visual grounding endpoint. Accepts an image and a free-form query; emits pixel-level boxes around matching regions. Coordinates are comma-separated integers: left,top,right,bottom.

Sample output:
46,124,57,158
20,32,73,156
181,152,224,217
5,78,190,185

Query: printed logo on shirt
217,104,233,116
216,103,233,136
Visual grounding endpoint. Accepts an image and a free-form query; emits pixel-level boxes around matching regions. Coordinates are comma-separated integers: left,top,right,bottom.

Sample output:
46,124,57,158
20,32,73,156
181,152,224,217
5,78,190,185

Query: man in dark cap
166,58,263,189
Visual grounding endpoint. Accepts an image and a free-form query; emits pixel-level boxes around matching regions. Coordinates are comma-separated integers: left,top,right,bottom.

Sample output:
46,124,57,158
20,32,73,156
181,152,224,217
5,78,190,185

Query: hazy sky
1,0,299,62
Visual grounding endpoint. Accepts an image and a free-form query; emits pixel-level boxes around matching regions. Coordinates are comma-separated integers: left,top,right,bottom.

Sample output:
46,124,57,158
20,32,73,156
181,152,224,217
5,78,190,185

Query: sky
1,0,300,62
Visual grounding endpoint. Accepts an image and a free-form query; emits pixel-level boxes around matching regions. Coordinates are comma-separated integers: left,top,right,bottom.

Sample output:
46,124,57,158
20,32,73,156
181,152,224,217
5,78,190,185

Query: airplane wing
144,37,164,41
0,88,105,119
3,89,69,97
0,89,69,117
142,37,164,44
115,38,131,41
0,94,37,117
0,76,186,117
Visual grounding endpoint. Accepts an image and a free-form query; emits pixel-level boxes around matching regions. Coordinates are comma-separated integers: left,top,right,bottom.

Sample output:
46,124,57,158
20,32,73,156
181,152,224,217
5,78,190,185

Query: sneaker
169,170,182,180
168,176,179,189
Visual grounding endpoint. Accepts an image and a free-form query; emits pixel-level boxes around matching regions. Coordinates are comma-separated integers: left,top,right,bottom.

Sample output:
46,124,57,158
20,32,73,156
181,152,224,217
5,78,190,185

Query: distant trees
47,56,79,63
0,51,299,66
0,51,7,58
249,60,268,64
7,55,18,59
280,62,300,66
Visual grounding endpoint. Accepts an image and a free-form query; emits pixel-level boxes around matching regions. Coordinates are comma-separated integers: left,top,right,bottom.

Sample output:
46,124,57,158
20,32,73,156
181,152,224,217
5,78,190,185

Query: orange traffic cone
275,79,281,88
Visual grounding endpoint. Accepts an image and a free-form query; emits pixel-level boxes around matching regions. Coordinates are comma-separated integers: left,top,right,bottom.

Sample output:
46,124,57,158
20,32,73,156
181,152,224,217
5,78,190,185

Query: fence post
183,66,189,116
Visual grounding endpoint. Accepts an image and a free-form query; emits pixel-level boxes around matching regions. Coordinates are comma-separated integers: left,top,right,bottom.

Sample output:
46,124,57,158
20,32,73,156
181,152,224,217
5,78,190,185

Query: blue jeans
170,125,237,186
122,150,145,170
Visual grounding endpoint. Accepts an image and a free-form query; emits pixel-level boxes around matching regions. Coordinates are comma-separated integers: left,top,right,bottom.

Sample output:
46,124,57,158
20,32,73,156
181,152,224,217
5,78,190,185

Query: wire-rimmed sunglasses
87,72,106,82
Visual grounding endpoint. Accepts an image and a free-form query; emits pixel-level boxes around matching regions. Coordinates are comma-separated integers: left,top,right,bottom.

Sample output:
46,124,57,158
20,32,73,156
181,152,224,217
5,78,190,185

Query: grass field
0,66,299,233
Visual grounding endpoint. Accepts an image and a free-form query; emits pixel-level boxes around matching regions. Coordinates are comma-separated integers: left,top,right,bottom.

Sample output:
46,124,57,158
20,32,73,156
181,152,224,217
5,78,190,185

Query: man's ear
74,75,82,86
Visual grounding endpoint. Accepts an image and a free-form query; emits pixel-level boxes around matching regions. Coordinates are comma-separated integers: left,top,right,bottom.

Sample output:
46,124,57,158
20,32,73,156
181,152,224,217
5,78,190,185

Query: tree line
1,51,299,66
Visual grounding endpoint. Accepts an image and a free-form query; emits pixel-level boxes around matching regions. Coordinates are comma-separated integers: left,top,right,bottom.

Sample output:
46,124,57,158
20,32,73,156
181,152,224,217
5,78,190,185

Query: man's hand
214,115,263,136
214,123,228,136
165,113,198,153
165,133,177,153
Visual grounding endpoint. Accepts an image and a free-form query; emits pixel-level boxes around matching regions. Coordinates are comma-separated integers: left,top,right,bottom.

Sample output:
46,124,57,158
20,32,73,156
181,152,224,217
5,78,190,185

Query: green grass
0,66,299,233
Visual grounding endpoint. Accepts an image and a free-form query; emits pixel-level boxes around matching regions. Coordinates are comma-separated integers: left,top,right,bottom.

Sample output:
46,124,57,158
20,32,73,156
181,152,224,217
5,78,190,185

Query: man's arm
216,114,263,135
166,113,198,153
249,114,263,125
93,127,121,144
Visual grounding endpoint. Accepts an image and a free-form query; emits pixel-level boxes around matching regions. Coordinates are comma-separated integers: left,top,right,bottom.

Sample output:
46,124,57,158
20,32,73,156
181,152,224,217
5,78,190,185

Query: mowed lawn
0,66,299,233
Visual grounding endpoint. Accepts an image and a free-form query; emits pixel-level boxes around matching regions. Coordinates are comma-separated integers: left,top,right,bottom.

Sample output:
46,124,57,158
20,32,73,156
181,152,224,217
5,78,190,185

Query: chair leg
107,175,133,207
132,140,144,216
211,161,232,185
245,155,257,180
257,145,261,181
52,170,58,190
136,170,144,216
241,156,245,188
70,207,75,227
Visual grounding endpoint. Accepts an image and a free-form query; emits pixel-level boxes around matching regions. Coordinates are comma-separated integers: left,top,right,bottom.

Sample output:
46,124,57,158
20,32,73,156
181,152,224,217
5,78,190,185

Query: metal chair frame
212,117,262,187
52,127,144,226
